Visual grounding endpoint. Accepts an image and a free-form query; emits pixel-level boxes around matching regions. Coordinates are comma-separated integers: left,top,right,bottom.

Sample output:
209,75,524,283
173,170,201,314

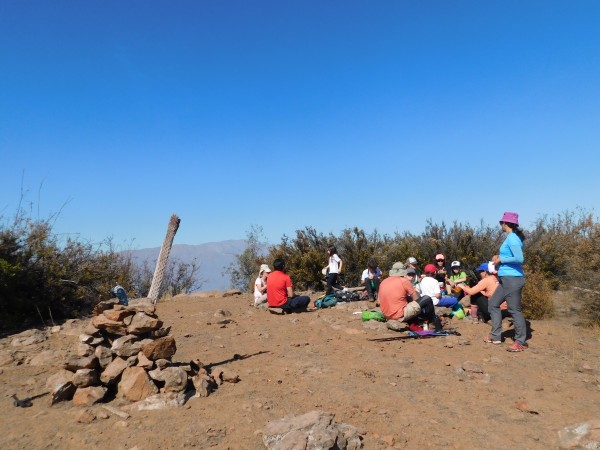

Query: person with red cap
419,264,459,308
484,212,528,352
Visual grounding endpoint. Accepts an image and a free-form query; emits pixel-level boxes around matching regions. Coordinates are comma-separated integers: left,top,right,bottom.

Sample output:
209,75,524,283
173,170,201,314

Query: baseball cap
389,262,408,277
451,261,460,268
424,264,437,274
407,257,418,265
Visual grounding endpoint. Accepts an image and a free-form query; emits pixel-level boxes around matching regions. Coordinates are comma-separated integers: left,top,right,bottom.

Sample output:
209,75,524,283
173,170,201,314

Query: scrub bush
521,271,555,319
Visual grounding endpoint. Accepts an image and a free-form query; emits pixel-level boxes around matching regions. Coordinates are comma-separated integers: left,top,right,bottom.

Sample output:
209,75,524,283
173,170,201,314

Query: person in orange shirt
462,262,507,323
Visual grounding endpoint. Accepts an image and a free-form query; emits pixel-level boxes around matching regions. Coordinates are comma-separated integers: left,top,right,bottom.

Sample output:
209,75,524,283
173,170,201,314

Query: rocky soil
1,290,599,449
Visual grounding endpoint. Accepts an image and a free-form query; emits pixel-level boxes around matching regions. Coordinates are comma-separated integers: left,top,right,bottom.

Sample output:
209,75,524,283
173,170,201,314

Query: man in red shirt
266,258,311,312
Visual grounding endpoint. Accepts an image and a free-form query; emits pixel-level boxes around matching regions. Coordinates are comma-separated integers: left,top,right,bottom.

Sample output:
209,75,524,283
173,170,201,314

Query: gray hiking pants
488,276,527,345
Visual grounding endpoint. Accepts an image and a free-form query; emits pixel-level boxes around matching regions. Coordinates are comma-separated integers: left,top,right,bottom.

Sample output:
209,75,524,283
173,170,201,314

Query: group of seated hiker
253,253,506,325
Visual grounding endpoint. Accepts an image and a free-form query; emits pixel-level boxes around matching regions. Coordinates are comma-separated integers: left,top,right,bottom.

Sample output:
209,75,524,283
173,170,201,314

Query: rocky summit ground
1,290,599,449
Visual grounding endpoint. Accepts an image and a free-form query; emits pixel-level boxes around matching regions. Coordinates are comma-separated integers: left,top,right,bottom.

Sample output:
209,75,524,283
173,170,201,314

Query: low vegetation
0,211,200,332
2,204,597,331
231,210,600,322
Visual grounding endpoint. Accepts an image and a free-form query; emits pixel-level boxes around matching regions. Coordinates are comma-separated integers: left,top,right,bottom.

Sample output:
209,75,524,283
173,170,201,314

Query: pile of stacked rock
46,298,230,407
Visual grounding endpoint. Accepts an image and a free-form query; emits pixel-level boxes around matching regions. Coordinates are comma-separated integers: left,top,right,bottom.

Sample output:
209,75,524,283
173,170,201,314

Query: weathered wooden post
148,214,181,305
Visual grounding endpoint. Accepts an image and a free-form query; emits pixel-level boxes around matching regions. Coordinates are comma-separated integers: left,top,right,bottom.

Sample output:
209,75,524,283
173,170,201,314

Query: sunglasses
436,259,445,262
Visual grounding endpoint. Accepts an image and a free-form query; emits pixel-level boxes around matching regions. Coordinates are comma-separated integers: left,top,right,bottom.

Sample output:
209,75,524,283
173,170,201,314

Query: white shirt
254,276,266,300
328,254,342,274
418,276,441,305
361,268,382,281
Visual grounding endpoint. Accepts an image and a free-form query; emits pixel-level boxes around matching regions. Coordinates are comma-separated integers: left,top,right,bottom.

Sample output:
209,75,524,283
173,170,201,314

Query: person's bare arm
287,286,294,298
338,259,343,273
411,290,420,302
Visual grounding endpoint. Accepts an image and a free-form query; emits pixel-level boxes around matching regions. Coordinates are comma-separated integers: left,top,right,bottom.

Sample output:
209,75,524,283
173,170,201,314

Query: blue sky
1,0,599,249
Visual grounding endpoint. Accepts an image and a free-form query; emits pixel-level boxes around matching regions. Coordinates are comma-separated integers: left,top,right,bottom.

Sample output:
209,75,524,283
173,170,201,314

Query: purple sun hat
499,211,519,225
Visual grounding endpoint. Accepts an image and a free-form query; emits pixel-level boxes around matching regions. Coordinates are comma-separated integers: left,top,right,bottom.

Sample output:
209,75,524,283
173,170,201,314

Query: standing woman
485,212,527,352
323,246,343,295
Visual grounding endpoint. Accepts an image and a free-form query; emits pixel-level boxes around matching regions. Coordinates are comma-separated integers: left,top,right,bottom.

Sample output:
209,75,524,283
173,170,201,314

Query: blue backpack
315,294,338,309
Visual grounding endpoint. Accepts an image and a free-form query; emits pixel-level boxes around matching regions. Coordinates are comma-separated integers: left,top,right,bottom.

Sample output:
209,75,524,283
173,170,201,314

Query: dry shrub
522,271,555,319
579,291,600,328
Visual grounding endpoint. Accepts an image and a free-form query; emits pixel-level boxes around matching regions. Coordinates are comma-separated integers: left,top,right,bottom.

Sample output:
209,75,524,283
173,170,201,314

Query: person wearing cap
379,262,443,332
447,261,467,293
379,262,420,323
485,212,527,352
267,258,311,312
405,257,420,283
360,259,382,301
418,264,459,308
253,264,272,307
433,254,450,291
462,262,507,322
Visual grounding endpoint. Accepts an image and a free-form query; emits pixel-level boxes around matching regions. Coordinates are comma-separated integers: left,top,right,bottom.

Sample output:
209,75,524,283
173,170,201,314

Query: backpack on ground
333,290,361,302
315,294,338,309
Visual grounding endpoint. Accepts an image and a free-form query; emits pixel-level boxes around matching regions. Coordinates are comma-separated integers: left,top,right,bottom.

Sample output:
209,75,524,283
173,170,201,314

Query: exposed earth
1,290,599,449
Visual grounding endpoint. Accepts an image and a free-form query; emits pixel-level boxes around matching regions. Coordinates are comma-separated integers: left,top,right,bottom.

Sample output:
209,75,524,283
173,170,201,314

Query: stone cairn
45,298,235,408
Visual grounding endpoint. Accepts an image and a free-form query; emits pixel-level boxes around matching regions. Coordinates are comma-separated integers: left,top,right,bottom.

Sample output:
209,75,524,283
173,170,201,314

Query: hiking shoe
409,323,424,332
507,342,527,352
483,335,502,344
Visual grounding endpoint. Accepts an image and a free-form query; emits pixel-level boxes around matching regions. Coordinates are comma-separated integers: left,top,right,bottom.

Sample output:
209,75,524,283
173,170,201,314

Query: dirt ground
1,290,599,449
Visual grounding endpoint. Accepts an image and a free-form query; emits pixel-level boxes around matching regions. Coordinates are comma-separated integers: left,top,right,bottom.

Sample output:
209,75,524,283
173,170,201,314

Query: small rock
462,361,484,374
141,336,177,361
100,357,128,385
118,366,158,402
46,369,76,404
75,410,96,424
73,369,100,388
95,345,113,369
50,325,61,333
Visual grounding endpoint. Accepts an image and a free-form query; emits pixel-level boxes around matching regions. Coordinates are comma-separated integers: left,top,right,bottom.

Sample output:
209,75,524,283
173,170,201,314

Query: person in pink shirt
462,262,507,322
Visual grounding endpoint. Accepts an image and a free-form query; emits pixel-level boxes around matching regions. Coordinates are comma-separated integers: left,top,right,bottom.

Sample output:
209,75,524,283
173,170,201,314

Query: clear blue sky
1,1,599,249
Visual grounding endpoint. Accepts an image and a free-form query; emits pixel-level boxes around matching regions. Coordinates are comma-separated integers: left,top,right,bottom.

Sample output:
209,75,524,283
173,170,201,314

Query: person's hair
273,258,286,271
504,222,526,241
327,246,338,256
367,259,377,270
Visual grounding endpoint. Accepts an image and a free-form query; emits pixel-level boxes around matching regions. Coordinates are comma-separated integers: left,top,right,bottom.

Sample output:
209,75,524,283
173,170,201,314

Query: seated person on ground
253,264,271,307
266,258,311,312
462,262,508,322
361,259,382,301
405,257,421,284
447,260,467,294
379,262,442,332
433,254,450,293
406,268,443,332
419,264,459,308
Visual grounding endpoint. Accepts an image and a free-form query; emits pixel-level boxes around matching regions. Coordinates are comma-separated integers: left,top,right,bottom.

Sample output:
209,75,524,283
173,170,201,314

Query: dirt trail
1,292,598,449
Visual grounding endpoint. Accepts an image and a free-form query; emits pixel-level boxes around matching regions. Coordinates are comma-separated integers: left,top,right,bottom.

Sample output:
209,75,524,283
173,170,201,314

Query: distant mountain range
127,240,248,291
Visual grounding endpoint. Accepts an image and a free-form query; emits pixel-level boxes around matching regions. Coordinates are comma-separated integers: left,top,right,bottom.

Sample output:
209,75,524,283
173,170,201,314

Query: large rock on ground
111,335,142,358
72,386,107,406
95,345,113,369
118,366,158,402
103,309,135,322
263,410,363,450
141,336,176,361
73,369,99,388
63,355,98,372
91,315,127,335
127,312,162,335
46,369,76,405
93,299,119,315
100,357,128,385
126,298,156,315
148,367,188,392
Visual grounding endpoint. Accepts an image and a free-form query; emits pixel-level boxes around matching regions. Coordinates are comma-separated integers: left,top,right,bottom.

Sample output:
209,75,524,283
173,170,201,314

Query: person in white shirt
419,264,459,308
323,246,343,294
361,259,382,301
253,264,271,307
